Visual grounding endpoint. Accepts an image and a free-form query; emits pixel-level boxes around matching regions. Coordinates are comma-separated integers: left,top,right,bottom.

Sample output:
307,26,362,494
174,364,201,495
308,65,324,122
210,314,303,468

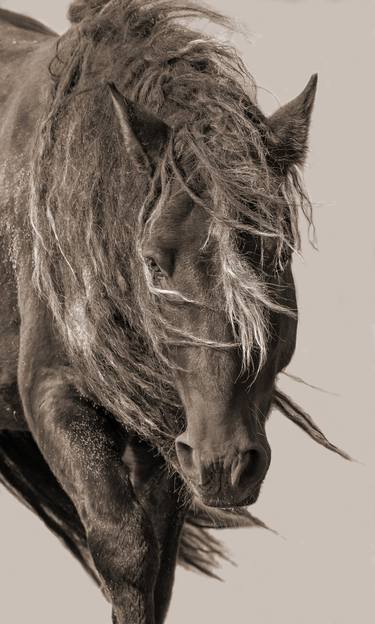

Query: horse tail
0,430,100,585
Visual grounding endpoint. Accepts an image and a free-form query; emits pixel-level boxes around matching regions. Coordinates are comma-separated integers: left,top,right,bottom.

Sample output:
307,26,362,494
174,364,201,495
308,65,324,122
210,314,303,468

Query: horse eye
145,256,165,282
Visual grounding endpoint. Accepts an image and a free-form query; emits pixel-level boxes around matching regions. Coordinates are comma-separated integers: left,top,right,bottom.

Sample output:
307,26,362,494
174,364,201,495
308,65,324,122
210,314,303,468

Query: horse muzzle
175,436,271,508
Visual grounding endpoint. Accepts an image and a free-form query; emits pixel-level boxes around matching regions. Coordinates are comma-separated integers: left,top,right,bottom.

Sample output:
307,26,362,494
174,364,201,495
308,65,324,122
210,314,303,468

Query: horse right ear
108,82,171,175
267,74,318,172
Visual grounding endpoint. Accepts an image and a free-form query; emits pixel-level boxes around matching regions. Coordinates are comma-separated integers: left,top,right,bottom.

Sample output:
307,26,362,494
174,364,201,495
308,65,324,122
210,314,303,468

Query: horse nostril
230,448,263,489
175,439,196,476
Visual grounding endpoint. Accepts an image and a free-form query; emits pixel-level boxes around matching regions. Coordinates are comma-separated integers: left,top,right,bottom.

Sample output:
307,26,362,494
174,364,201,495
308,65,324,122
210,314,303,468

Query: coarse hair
30,0,312,460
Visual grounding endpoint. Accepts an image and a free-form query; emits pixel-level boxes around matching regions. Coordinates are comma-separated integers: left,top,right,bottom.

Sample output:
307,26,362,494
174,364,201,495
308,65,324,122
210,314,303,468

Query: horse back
0,10,57,158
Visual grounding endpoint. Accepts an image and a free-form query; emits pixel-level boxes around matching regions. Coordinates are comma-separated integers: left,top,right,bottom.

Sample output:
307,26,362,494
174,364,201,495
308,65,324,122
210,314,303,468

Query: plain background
1,1,374,622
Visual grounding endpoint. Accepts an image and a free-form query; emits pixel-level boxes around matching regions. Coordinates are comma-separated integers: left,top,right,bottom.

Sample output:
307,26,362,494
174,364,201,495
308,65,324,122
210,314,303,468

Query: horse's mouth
193,483,261,509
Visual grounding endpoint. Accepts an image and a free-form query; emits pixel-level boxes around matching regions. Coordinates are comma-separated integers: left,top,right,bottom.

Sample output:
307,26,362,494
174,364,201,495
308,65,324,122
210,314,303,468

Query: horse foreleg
153,509,185,624
17,280,159,623
123,438,186,624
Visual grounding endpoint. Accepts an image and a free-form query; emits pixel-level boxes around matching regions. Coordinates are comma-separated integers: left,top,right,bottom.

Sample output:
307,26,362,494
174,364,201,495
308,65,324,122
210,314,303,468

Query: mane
0,8,56,37
29,0,312,463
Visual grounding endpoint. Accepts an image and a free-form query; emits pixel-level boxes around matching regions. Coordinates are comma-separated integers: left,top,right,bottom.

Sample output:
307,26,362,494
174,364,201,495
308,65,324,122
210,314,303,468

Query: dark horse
0,2,350,622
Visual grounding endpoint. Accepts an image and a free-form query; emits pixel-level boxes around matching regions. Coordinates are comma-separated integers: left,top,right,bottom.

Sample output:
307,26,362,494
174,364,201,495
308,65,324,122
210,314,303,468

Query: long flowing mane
0,0,349,581
29,0,332,470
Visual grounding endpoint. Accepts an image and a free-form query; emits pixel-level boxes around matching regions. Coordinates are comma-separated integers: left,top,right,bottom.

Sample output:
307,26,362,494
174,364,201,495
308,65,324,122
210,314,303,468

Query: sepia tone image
0,1,374,623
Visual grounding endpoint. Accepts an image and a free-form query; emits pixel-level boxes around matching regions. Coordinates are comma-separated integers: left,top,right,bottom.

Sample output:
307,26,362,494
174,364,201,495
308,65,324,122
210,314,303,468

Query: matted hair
30,0,312,460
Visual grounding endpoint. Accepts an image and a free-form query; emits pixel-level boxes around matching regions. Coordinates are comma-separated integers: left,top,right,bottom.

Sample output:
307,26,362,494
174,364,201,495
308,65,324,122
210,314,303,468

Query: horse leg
153,509,185,624
17,276,159,623
123,439,186,624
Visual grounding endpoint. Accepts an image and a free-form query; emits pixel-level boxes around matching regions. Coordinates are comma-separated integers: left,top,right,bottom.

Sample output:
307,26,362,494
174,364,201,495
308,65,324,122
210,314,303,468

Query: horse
0,2,350,622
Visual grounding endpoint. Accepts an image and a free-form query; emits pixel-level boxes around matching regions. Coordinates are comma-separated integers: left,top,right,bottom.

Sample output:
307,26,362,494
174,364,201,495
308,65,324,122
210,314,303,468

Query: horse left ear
267,74,318,171
108,82,171,175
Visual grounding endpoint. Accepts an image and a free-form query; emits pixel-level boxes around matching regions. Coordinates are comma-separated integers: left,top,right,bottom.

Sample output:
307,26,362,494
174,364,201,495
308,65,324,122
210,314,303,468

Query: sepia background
1,1,374,622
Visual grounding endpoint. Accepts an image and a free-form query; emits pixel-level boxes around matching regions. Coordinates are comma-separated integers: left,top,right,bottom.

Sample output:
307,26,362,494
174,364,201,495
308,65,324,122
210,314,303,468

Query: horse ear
267,74,318,171
108,82,171,174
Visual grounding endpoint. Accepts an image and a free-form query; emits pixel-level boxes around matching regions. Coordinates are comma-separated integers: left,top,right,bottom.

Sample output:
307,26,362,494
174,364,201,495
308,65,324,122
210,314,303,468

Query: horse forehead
149,192,210,251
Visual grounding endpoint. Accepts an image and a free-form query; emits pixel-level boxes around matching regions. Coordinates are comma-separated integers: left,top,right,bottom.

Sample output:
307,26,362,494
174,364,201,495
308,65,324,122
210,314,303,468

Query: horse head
109,76,317,507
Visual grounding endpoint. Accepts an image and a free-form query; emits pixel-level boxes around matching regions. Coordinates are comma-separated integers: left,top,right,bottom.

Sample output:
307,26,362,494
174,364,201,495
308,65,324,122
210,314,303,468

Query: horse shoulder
0,235,23,429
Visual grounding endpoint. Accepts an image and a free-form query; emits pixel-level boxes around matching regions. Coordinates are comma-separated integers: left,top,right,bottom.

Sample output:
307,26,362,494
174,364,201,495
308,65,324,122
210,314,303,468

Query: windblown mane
30,0,312,463
13,0,350,580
